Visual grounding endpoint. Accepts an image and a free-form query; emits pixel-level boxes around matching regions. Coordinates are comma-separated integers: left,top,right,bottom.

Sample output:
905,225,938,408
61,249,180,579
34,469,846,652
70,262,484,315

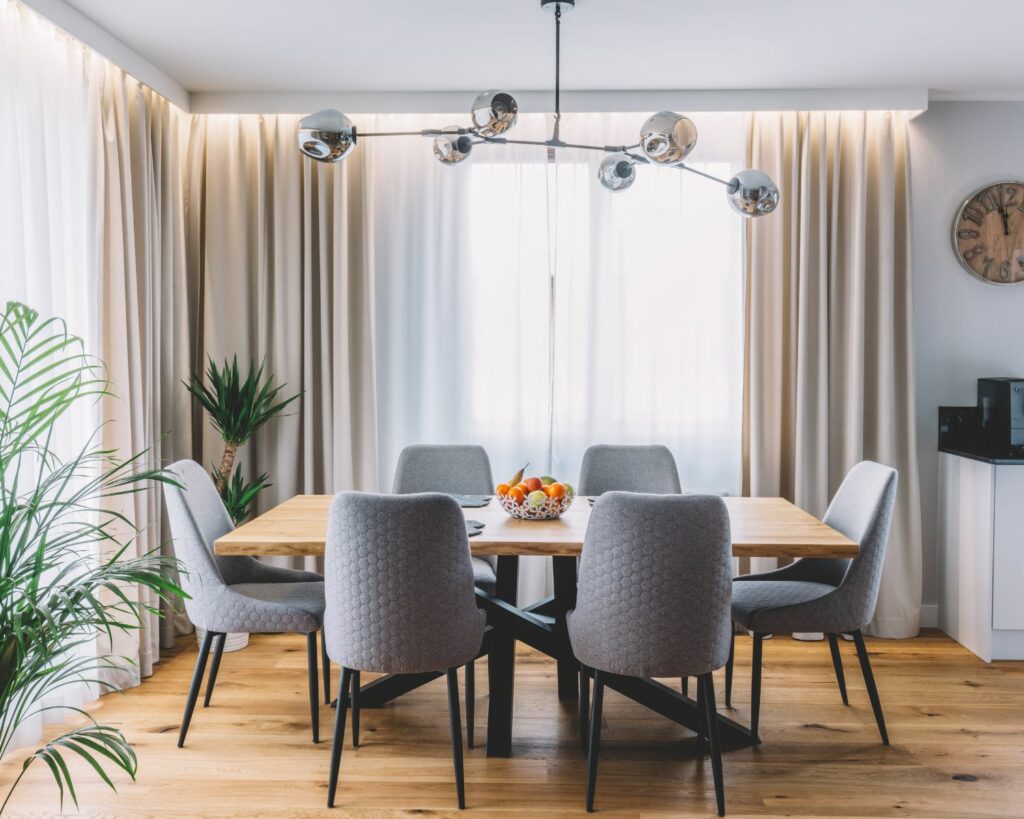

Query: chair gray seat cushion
212,581,326,634
731,580,840,634
471,556,496,592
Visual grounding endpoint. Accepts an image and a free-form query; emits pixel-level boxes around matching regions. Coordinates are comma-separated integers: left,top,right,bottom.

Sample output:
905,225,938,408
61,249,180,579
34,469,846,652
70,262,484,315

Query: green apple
561,482,575,497
527,489,548,508
540,475,556,486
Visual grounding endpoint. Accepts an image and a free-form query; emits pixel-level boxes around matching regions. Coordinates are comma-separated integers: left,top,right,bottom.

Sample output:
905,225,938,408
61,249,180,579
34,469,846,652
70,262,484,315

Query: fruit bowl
497,491,574,520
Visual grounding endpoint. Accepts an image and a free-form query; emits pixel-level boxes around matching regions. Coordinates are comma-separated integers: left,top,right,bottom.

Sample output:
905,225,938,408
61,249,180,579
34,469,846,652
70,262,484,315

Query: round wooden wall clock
953,181,1024,285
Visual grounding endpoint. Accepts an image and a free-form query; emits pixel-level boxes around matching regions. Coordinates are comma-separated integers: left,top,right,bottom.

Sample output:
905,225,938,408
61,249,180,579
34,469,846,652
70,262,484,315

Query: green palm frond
0,301,186,813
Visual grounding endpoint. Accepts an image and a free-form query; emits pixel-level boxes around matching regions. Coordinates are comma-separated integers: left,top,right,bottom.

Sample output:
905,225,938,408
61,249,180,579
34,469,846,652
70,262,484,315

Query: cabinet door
993,466,1024,630
939,453,994,660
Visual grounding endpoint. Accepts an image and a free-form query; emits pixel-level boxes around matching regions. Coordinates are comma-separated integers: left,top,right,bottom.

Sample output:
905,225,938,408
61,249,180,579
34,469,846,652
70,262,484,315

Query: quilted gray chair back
392,444,494,495
163,459,261,626
577,444,682,496
569,492,732,678
324,492,486,674
818,460,899,629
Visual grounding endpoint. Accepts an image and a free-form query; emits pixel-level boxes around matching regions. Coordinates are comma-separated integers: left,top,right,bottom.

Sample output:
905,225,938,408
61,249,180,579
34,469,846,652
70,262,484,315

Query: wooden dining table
215,494,856,757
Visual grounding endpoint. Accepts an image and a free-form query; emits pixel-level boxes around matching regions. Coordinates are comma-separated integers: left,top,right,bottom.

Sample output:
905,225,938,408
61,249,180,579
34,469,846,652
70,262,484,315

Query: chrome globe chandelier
297,0,780,217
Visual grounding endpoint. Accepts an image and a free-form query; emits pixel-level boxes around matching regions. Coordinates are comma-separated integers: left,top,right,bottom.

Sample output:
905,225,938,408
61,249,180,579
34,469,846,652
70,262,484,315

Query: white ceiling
57,0,1024,100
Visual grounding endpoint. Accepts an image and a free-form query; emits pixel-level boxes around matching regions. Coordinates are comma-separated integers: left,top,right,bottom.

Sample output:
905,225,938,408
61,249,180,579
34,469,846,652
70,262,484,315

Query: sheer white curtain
0,0,102,750
370,113,745,601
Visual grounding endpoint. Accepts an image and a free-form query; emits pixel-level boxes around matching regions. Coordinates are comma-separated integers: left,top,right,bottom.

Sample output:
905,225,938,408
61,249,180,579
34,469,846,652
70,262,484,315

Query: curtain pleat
742,111,922,638
93,61,194,680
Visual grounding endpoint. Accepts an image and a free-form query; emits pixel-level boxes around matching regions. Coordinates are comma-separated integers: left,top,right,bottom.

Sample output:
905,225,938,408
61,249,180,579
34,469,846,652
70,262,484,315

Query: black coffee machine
940,378,1024,456
978,377,1024,448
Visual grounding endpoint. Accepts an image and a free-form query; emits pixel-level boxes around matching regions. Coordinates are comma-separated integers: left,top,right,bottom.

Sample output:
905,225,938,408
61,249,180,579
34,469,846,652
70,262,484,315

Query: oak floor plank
1,631,1022,817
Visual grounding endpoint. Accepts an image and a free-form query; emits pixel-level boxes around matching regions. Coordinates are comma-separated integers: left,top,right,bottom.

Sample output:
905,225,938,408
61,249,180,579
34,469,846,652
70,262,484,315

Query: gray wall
909,101,1024,621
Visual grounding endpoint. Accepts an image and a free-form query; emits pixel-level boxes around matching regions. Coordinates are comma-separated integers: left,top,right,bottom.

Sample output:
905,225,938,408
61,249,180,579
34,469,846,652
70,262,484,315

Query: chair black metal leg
447,667,467,809
681,676,689,697
827,633,849,705
350,670,360,748
465,661,475,749
695,675,706,742
202,632,226,708
579,665,591,750
699,673,726,817
725,630,734,708
306,632,320,744
178,630,215,748
750,632,764,744
585,670,605,813
327,667,352,808
852,630,889,745
321,629,331,705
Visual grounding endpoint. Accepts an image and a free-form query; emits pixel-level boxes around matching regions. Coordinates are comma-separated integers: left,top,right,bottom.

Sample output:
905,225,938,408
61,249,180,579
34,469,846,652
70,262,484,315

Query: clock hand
1001,205,1011,236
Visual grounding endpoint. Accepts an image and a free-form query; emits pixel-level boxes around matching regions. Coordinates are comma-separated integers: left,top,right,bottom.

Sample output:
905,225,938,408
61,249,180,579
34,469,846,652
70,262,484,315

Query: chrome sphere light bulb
297,109,356,163
639,111,697,164
471,90,519,136
726,169,780,216
597,153,637,192
433,128,473,165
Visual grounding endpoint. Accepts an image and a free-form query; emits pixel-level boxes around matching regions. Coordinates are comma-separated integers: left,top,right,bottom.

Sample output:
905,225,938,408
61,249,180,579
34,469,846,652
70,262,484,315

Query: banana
508,462,528,486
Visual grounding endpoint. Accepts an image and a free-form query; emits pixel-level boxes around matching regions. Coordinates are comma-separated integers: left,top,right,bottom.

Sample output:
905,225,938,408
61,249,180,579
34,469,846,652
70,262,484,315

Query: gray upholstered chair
323,492,486,810
727,460,898,745
577,444,682,496
568,492,732,816
577,444,693,698
392,443,494,745
163,459,326,746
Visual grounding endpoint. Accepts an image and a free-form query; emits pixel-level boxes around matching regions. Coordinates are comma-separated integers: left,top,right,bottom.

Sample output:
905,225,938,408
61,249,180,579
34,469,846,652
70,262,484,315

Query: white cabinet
939,452,1024,661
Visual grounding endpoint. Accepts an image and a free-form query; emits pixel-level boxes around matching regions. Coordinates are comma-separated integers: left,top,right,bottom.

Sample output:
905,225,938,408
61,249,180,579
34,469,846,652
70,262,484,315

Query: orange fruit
516,483,529,495
524,477,542,492
508,486,525,504
496,483,511,496
546,483,566,499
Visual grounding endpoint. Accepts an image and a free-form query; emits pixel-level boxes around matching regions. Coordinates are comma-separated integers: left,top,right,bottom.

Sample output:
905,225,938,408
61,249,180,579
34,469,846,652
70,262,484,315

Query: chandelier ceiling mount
297,0,779,216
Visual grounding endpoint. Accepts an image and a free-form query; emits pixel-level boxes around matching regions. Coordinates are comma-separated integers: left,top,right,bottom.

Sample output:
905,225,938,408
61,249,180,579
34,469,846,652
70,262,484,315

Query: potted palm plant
0,302,185,813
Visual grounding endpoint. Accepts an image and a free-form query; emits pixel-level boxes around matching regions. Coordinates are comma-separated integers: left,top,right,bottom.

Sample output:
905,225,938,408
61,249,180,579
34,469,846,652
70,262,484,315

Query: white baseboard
919,603,938,629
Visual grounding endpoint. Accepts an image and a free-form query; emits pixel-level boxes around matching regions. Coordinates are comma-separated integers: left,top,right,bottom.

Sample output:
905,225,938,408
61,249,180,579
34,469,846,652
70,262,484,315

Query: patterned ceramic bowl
497,491,575,520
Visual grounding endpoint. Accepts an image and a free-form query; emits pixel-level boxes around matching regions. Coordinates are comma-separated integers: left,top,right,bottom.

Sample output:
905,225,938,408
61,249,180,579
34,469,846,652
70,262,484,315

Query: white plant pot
196,628,249,652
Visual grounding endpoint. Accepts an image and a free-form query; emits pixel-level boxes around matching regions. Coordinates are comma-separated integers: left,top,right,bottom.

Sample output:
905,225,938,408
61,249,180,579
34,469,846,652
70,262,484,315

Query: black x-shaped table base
352,555,756,756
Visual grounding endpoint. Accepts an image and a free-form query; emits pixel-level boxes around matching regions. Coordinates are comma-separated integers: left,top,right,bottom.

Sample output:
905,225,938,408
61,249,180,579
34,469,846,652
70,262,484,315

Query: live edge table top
214,495,857,560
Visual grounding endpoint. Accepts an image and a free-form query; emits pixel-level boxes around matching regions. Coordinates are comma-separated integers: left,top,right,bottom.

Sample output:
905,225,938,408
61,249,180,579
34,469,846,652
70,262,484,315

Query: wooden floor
1,631,1022,817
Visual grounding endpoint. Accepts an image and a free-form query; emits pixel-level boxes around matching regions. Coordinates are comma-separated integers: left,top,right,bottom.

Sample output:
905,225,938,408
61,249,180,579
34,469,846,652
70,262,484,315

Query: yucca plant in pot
0,302,185,813
184,356,299,525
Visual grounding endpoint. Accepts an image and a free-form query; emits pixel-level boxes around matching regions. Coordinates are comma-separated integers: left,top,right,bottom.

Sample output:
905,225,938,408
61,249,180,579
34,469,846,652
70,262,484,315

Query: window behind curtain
373,112,744,499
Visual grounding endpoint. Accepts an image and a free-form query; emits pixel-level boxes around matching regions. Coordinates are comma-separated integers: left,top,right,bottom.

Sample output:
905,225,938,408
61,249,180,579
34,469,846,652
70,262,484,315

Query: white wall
910,101,1024,620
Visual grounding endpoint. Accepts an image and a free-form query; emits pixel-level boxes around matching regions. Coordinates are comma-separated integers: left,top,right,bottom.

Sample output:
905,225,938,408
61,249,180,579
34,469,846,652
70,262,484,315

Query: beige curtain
742,110,922,638
93,61,195,680
183,114,378,574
